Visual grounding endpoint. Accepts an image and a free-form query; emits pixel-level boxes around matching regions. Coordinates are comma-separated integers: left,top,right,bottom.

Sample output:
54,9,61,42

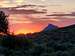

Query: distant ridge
61,24,75,29
57,24,75,31
43,24,58,31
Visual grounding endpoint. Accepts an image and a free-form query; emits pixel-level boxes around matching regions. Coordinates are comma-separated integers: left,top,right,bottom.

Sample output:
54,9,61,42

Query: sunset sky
0,0,75,34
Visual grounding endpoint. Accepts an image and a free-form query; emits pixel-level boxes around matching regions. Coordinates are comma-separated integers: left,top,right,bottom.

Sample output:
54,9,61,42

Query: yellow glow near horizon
15,29,34,35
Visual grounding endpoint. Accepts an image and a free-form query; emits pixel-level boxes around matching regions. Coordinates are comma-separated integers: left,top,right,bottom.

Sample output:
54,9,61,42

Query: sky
0,0,75,34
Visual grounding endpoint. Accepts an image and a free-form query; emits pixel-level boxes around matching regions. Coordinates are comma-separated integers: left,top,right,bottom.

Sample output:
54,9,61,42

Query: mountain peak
43,24,58,31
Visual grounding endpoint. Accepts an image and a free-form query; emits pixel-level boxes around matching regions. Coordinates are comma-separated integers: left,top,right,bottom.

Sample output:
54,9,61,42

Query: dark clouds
15,4,46,8
47,12,75,16
0,4,47,14
9,9,47,14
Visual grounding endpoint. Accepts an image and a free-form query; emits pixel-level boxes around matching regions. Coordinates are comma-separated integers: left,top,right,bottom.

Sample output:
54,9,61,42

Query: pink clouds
0,1,75,34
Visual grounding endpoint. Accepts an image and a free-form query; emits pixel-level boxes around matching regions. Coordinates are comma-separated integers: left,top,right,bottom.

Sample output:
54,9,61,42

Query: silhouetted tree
0,11,9,34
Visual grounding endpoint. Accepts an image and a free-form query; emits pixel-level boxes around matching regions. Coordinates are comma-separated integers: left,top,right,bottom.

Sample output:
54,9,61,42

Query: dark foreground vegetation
0,24,75,56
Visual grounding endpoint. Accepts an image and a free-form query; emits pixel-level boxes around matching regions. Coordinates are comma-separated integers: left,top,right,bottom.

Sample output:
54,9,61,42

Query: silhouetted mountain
31,24,75,56
43,24,58,31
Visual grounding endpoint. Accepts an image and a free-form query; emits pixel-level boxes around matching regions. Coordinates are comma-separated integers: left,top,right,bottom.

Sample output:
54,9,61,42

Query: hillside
32,24,75,56
0,24,75,56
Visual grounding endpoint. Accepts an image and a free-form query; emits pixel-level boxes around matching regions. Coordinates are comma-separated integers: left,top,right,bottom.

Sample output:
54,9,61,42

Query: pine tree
0,11,9,34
